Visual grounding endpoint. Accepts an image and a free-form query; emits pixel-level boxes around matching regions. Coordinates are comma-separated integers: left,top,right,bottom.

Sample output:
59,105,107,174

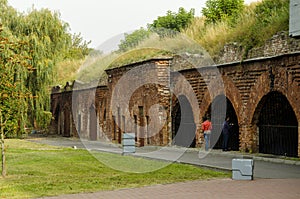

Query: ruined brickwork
217,31,300,64
51,32,300,157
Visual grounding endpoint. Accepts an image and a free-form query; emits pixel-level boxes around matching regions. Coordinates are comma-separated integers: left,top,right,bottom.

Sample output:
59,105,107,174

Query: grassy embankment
56,1,289,84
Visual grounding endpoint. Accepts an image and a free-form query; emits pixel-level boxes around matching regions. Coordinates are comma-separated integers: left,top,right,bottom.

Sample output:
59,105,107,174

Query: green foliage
0,26,32,137
202,0,245,24
54,59,85,85
76,52,118,83
118,28,151,52
38,111,53,131
254,0,288,24
0,2,90,131
63,0,289,84
184,0,289,59
236,0,289,56
66,33,92,59
117,7,195,53
148,7,195,37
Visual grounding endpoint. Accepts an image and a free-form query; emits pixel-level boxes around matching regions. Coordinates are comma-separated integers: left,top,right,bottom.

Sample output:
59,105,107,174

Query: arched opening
256,92,298,157
89,104,97,141
172,95,196,147
206,95,239,151
63,108,71,137
53,105,61,135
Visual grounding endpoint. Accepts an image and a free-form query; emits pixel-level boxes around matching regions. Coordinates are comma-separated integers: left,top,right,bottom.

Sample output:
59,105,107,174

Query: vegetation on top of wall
54,59,85,85
118,28,152,52
184,0,289,59
109,48,172,68
76,32,213,83
117,7,195,53
76,53,118,84
76,0,290,83
76,48,171,83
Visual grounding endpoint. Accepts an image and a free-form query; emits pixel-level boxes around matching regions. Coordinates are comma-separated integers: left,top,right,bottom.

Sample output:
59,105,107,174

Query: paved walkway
30,137,300,199
41,178,300,199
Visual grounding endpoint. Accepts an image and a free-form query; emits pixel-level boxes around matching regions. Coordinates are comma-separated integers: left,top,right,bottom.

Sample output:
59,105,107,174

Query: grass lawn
0,139,230,199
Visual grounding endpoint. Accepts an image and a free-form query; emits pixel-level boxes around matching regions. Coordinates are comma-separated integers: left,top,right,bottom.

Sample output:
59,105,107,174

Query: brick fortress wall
50,32,300,156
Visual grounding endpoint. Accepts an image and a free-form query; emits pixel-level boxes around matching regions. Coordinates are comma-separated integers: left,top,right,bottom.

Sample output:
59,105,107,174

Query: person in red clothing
201,116,212,151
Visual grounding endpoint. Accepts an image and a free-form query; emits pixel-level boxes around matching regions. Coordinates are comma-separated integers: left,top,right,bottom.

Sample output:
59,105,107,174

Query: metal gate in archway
207,95,240,151
258,92,298,157
172,95,196,148
89,104,97,141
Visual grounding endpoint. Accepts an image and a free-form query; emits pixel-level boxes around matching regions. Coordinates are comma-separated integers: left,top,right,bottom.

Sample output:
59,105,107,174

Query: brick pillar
252,124,259,153
239,124,256,153
196,123,203,148
156,60,171,146
162,107,170,145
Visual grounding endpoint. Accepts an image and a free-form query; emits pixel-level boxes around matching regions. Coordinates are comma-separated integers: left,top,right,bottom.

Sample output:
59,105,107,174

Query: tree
118,28,151,52
148,7,195,37
0,2,90,130
202,0,245,24
67,33,92,59
237,0,289,57
0,25,32,177
253,0,288,25
117,7,195,52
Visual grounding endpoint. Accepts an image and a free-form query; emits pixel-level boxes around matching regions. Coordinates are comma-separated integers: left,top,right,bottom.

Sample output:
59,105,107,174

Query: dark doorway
89,104,97,141
117,107,121,144
63,109,71,137
208,95,239,151
257,92,298,157
172,95,196,147
54,105,61,135
112,116,116,140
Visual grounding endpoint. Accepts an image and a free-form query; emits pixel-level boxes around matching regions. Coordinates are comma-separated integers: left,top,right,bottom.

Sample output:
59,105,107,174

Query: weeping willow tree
18,9,72,129
0,23,33,176
0,0,90,130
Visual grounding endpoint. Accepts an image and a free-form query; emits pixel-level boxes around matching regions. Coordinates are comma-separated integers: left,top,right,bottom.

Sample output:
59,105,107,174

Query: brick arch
222,76,243,124
199,75,243,124
245,72,270,125
247,69,300,124
244,69,300,155
172,74,200,125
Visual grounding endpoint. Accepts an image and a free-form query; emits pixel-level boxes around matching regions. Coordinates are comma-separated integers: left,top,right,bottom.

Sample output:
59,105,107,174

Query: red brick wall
51,53,300,156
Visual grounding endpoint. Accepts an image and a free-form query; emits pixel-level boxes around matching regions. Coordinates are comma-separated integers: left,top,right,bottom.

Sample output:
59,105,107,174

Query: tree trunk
1,134,5,178
0,111,6,177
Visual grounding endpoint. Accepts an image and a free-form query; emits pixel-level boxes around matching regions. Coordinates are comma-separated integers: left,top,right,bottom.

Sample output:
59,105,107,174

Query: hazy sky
8,0,259,50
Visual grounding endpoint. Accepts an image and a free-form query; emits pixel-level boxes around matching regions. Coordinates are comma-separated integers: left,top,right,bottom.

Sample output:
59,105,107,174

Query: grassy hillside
56,0,290,85
53,59,85,85
184,0,289,59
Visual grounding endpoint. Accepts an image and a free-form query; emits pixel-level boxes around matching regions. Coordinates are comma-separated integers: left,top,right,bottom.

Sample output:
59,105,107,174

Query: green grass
108,47,172,69
54,59,84,86
0,139,229,199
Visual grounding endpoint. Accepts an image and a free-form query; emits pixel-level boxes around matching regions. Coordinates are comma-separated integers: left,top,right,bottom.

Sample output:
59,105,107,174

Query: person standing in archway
202,116,212,151
222,116,231,151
